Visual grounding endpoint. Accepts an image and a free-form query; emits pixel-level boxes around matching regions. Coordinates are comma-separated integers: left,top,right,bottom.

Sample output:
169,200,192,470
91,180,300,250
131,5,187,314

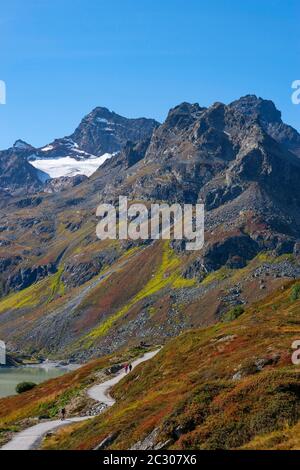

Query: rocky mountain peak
79,106,117,126
71,107,159,156
229,95,300,157
13,140,34,151
165,102,205,129
0,107,160,189
230,95,282,124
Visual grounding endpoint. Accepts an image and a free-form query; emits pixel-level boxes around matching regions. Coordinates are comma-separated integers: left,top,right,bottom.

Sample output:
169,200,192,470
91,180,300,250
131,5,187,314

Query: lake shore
0,362,80,398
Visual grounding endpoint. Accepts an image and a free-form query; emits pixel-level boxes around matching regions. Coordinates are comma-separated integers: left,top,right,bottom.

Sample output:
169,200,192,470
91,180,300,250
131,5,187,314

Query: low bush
16,382,37,394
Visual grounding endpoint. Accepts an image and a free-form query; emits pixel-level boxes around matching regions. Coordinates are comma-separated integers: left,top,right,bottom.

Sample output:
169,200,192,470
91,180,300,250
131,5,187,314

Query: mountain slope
0,148,46,195
1,96,300,361
2,280,300,450
26,280,300,450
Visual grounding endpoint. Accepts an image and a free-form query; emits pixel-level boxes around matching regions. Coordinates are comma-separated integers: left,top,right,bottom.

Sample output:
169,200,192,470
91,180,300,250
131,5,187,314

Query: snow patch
30,153,113,179
96,118,109,124
41,145,54,152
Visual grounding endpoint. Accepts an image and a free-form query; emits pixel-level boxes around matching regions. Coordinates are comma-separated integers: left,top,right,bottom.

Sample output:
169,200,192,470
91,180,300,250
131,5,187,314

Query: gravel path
1,349,160,451
87,350,159,405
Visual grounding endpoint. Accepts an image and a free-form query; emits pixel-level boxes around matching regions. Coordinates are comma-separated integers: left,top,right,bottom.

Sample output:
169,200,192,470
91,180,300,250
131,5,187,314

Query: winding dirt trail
1,349,160,451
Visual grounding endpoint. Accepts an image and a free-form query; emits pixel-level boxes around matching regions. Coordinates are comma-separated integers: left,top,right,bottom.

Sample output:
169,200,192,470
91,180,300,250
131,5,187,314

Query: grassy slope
0,346,150,445
0,237,289,359
80,241,194,345
42,280,300,450
0,240,196,356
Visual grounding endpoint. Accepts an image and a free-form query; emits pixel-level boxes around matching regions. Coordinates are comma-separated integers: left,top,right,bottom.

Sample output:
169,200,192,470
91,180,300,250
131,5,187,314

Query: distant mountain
0,108,159,193
0,147,45,195
27,107,159,160
13,140,35,151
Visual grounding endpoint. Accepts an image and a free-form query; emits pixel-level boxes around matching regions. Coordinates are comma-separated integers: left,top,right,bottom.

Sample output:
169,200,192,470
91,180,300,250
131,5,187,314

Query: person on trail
124,363,129,373
129,363,133,372
61,408,66,421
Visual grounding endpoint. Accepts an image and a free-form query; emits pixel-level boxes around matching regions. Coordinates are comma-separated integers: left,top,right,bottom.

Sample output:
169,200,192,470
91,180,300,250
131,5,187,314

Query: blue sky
0,0,299,149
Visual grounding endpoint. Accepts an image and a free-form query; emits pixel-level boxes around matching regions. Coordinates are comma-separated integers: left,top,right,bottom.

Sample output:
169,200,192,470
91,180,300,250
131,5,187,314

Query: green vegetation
37,387,82,419
256,252,294,265
201,266,230,285
222,305,245,322
172,276,196,288
85,242,187,342
16,382,37,394
0,268,66,315
48,267,65,303
290,283,300,302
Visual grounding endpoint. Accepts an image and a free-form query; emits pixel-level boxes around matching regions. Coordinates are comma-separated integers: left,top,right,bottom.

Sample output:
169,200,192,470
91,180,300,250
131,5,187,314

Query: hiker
61,407,66,421
124,363,129,373
129,363,133,372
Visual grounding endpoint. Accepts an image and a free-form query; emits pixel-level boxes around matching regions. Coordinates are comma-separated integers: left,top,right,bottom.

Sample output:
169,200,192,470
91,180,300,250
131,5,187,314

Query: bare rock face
44,175,88,193
130,428,161,450
0,150,44,195
121,139,151,167
94,432,120,450
62,248,119,288
130,427,171,450
203,234,260,271
230,94,300,157
4,263,57,294
71,107,159,155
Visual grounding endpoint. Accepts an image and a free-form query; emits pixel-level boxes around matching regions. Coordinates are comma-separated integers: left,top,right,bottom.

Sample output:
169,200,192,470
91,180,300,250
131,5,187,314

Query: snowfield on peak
31,153,113,179
41,145,54,152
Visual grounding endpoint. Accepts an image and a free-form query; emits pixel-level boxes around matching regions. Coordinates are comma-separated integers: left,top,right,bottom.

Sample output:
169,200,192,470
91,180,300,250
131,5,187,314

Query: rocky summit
1,95,300,363
0,107,159,189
